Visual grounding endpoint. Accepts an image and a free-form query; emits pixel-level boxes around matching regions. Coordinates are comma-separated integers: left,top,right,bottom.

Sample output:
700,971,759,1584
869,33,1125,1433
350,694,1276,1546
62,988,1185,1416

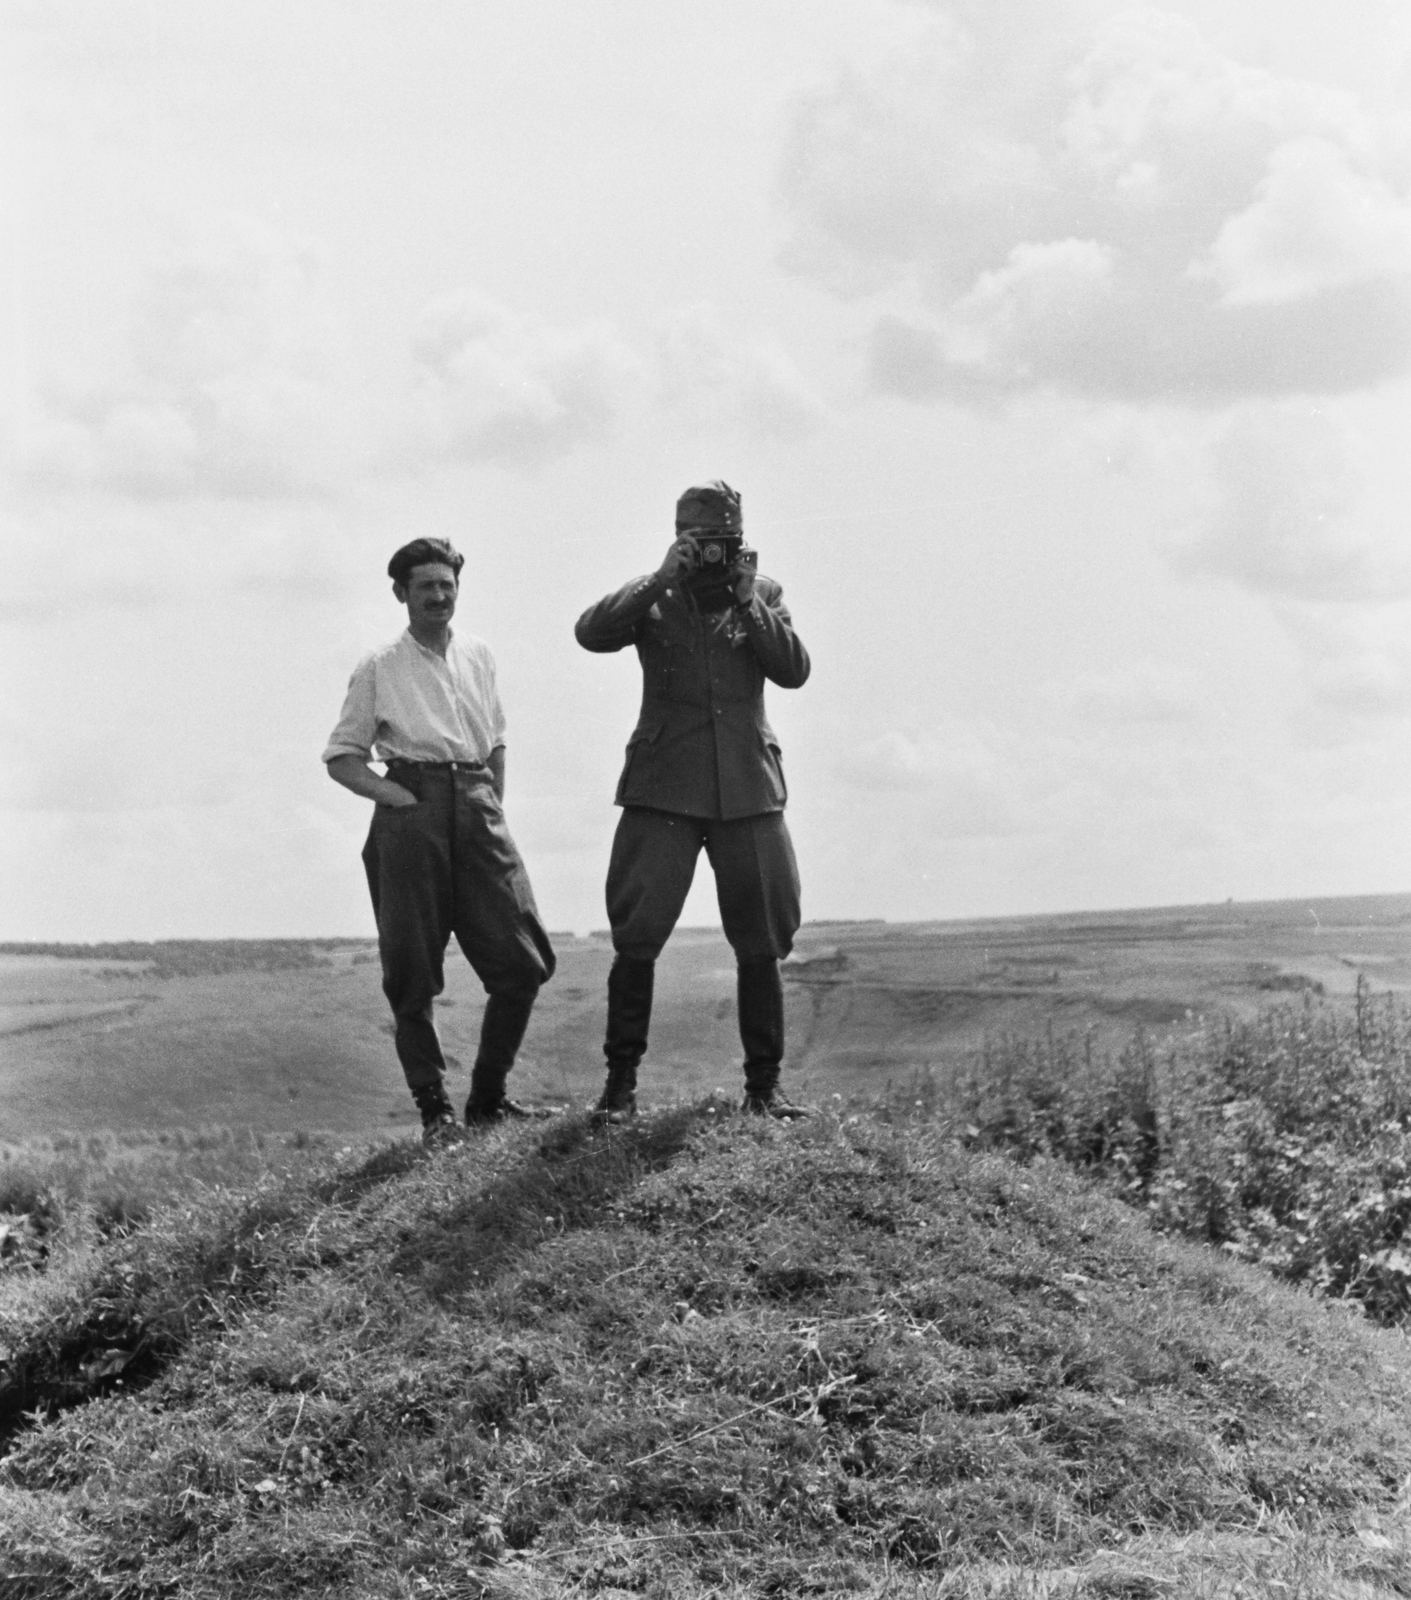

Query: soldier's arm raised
737,579,811,688
574,538,694,652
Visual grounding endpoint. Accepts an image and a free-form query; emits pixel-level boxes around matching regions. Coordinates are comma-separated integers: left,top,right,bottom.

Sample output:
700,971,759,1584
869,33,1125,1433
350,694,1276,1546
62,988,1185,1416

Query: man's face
396,562,459,630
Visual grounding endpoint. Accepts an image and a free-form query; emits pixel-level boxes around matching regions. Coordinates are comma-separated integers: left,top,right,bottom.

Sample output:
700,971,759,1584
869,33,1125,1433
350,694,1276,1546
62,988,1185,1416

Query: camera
684,532,755,582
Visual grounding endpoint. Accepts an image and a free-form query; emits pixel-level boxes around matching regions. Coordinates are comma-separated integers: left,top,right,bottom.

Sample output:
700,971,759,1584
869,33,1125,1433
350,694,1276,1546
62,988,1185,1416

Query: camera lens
701,542,724,565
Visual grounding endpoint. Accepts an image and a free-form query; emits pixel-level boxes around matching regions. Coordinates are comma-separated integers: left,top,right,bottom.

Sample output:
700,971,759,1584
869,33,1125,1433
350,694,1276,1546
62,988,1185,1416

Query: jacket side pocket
617,720,666,802
760,731,788,806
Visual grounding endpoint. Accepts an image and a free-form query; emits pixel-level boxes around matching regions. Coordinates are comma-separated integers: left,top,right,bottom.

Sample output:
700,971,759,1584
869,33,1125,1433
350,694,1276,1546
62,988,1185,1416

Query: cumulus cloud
403,295,825,463
14,213,360,498
406,289,639,466
652,306,826,440
1114,384,1411,724
780,4,1411,404
1194,137,1411,307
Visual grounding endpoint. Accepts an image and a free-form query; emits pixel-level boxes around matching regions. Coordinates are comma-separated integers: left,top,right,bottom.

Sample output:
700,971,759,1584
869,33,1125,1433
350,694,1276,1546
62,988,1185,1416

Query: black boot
738,958,810,1119
413,1080,462,1146
593,955,653,1123
466,989,547,1125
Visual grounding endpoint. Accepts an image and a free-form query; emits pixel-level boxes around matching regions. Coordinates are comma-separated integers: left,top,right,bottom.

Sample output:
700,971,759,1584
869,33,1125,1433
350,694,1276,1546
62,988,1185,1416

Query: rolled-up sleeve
321,657,377,763
486,656,508,749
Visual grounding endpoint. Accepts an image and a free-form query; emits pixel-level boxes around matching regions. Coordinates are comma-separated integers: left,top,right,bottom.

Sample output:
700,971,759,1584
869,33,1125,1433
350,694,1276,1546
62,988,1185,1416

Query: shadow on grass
314,1136,425,1205
390,1105,705,1299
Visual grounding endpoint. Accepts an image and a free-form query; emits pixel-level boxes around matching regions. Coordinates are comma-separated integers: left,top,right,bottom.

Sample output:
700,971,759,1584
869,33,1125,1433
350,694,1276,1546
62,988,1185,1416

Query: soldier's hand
732,563,756,607
657,536,695,585
382,782,419,808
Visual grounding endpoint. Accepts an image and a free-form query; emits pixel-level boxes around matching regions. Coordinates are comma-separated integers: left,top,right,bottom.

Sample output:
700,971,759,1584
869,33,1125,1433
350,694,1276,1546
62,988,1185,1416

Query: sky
2,0,1411,941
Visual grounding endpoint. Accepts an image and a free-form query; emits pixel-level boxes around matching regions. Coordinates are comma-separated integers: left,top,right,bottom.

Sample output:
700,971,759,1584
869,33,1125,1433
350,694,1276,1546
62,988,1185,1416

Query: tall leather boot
593,955,653,1123
466,987,544,1125
413,1078,462,1146
738,958,809,1119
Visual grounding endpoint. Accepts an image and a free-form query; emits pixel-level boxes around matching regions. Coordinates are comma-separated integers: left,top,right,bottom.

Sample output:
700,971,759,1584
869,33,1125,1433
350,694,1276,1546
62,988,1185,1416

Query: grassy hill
5,1101,1411,1598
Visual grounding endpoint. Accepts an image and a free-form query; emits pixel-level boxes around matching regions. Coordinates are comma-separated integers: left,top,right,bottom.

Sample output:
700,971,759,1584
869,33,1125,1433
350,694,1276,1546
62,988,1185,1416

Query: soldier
324,537,556,1144
574,482,811,1121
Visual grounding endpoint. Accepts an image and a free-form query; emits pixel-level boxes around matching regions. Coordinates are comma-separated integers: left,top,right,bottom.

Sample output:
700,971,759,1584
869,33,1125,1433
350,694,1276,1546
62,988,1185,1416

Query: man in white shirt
324,537,556,1143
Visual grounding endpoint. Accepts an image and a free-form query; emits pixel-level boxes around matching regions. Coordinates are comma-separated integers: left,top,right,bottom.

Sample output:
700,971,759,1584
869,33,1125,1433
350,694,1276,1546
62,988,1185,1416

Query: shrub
933,976,1411,1326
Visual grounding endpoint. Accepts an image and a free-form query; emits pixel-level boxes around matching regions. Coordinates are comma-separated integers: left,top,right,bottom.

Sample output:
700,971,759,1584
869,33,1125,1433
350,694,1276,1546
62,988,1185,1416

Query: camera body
684,532,755,583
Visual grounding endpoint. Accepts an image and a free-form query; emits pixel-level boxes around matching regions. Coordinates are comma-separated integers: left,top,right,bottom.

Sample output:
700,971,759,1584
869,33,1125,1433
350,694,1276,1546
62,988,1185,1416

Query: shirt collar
403,626,455,660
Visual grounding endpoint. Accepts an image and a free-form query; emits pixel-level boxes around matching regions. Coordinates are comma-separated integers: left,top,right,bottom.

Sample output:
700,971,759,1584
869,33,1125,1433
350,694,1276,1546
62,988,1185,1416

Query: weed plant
925,976,1411,1325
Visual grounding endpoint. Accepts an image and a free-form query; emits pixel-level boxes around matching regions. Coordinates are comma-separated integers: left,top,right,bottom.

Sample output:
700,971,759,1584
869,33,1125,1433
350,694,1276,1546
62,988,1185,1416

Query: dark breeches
605,807,801,963
362,764,555,1094
601,807,799,1091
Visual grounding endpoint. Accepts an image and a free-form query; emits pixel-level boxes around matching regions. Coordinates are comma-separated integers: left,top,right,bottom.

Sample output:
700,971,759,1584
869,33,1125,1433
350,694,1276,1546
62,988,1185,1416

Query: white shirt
322,628,506,766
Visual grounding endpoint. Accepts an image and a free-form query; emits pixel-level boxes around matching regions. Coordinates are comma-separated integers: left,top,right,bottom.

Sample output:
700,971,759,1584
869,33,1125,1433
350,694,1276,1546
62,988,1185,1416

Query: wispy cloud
837,723,1028,838
652,305,827,440
1279,601,1411,723
13,213,362,499
1172,402,1411,601
1065,664,1203,726
403,289,641,467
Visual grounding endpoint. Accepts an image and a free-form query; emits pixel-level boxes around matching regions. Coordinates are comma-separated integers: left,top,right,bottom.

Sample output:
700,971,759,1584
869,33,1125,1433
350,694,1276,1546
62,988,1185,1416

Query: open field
3,891,1410,1142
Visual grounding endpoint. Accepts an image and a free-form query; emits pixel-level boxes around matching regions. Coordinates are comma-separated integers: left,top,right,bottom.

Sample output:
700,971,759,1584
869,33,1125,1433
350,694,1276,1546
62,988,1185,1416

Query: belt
386,758,488,772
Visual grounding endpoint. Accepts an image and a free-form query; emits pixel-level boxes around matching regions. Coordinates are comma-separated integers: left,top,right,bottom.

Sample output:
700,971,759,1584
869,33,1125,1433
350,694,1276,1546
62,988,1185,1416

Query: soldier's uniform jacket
575,572,810,820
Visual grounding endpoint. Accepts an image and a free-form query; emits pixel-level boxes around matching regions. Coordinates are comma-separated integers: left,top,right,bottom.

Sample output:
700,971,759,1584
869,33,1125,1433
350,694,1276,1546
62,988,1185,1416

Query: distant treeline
0,939,374,979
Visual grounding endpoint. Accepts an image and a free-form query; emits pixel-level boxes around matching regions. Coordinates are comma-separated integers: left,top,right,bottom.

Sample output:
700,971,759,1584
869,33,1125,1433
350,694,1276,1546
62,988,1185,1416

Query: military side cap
676,480,742,531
